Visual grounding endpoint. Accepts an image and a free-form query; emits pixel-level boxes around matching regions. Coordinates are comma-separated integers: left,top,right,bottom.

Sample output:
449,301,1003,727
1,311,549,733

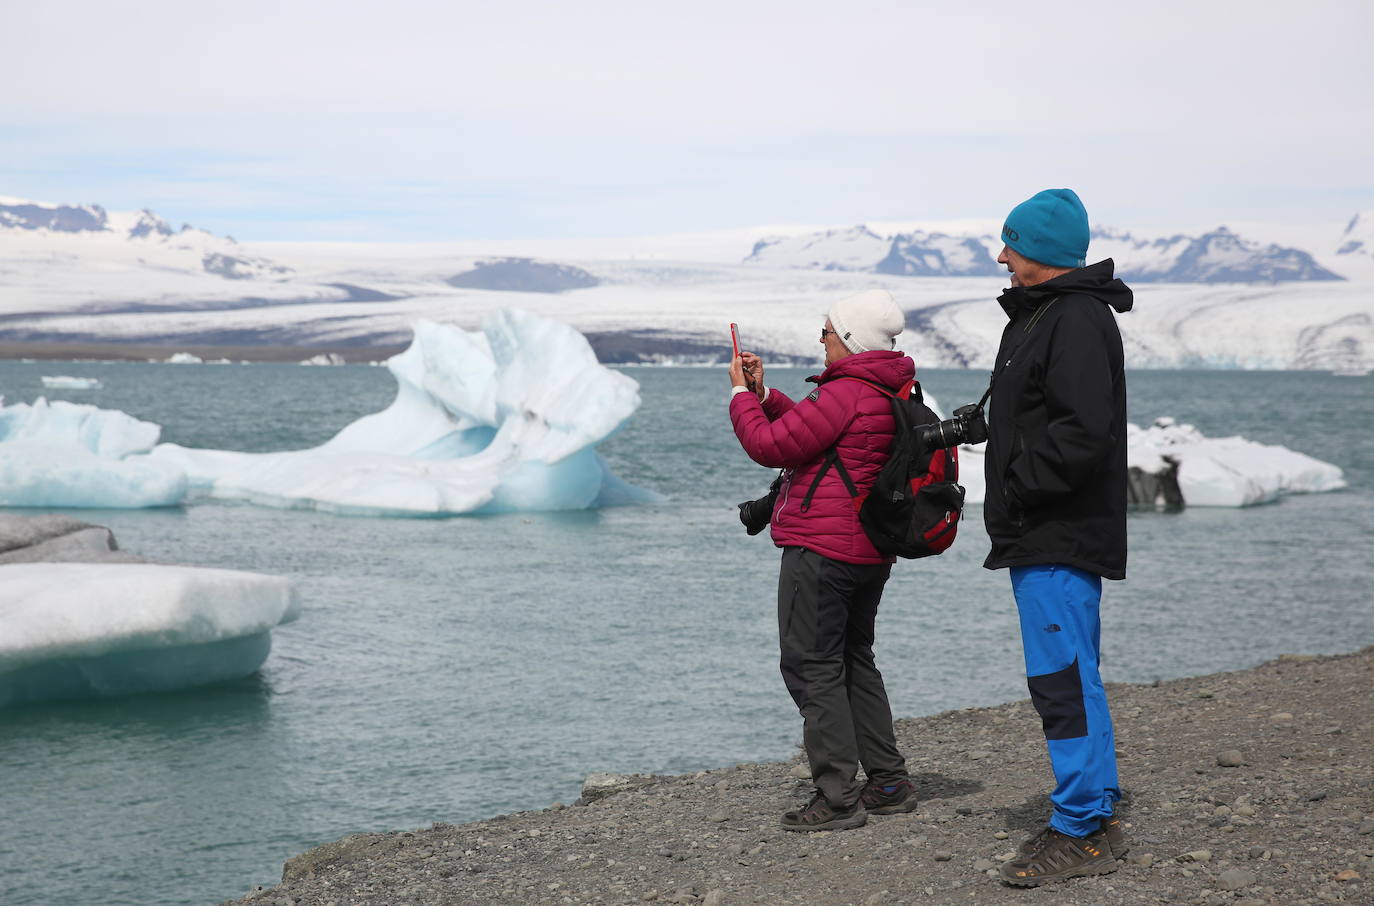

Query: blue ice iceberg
0,562,299,707
0,311,649,516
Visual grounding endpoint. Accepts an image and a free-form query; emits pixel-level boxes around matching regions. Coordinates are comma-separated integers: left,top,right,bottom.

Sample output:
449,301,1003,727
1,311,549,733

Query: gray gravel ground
223,647,1374,906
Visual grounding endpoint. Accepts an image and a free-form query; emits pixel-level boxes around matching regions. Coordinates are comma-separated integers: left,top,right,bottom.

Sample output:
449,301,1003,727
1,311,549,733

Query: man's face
997,245,1064,288
998,245,1033,287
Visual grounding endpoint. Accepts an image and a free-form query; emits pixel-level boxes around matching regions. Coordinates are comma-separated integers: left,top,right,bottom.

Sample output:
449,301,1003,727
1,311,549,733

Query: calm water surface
0,362,1371,906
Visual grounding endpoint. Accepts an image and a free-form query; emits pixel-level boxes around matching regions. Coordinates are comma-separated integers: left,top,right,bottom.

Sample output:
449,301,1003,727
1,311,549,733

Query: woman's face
821,320,849,366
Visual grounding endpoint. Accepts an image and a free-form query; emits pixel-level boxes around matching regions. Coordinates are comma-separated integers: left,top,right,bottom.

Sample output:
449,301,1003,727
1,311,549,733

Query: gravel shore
224,647,1374,906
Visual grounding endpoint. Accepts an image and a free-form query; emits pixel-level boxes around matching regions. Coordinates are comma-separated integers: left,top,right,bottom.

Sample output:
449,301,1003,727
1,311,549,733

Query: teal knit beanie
1000,188,1089,268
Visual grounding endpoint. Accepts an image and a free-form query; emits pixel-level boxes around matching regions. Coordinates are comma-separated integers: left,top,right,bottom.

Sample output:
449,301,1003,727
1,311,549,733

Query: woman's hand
729,354,748,390
740,352,765,400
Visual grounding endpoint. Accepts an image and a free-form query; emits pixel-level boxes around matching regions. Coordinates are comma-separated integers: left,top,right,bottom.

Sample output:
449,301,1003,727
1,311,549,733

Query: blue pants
1010,564,1120,837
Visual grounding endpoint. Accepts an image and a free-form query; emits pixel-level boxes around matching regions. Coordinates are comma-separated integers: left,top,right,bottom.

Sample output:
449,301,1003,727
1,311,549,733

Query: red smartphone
730,323,741,358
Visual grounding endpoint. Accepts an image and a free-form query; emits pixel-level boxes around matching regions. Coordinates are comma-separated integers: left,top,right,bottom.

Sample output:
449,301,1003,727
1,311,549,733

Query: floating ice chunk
954,417,1342,508
165,352,203,364
0,562,299,707
147,311,647,514
1128,419,1345,507
40,375,102,389
0,398,186,508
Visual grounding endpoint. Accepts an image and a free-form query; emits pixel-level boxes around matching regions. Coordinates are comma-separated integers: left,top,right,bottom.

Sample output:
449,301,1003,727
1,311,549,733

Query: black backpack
800,377,965,559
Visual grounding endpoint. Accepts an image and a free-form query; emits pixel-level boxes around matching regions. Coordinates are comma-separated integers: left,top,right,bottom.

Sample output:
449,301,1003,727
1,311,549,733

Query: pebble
708,810,730,822
993,831,1010,840
703,890,725,906
1218,750,1245,767
1271,712,1294,722
1219,868,1258,890
972,858,996,872
788,764,811,780
1180,850,1213,863
1334,869,1361,882
1359,818,1374,835
1307,790,1328,802
1128,852,1156,867
932,850,953,862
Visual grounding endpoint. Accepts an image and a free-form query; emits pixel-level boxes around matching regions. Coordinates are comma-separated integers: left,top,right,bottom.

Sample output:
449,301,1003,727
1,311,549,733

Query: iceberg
1126,418,1346,507
954,418,1344,508
0,562,299,707
0,397,187,508
0,311,648,515
40,375,102,389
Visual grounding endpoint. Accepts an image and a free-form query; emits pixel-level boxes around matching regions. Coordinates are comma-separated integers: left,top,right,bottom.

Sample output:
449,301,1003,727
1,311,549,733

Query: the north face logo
1002,225,1020,242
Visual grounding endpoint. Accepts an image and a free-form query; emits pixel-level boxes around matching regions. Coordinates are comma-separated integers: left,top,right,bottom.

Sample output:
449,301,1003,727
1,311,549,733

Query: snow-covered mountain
744,221,1347,284
1091,227,1342,283
1,195,1370,372
0,197,293,282
746,225,1000,276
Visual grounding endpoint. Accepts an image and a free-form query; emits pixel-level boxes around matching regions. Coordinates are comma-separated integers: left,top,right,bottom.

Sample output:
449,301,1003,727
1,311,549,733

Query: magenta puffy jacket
730,350,916,564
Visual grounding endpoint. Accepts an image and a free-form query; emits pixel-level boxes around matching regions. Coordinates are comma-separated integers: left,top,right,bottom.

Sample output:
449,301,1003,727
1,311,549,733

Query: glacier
0,311,649,516
0,561,299,707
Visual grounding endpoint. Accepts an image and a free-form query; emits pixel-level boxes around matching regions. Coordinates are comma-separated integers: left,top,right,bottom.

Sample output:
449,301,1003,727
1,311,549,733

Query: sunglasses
820,327,837,341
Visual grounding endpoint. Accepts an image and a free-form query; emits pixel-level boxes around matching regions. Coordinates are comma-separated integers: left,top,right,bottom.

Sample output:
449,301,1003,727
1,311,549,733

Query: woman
728,288,918,831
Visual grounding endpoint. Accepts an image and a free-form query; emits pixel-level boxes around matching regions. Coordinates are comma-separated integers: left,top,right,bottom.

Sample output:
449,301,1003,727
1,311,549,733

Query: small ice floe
40,376,102,390
1127,417,1345,507
300,353,346,366
0,562,299,707
0,514,299,707
955,416,1343,509
165,352,203,364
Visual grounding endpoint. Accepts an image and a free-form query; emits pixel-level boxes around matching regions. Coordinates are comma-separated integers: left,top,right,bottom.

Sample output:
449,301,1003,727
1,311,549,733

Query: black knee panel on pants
1027,657,1088,740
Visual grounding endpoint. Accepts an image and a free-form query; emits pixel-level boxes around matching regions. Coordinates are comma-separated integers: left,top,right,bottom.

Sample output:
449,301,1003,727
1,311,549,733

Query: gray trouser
777,546,907,807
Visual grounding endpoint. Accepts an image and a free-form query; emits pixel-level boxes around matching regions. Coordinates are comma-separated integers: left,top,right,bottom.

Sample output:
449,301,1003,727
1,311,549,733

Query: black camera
738,474,782,535
914,403,989,450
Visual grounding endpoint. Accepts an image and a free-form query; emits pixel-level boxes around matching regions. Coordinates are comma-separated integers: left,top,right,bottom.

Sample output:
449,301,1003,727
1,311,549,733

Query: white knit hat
827,289,904,354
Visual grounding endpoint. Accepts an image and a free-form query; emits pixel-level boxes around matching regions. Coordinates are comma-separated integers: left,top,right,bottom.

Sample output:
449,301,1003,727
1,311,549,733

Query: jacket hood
808,349,915,391
997,258,1134,319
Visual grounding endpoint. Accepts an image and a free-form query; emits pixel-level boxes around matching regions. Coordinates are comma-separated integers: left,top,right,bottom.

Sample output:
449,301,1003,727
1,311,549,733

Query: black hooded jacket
982,259,1134,580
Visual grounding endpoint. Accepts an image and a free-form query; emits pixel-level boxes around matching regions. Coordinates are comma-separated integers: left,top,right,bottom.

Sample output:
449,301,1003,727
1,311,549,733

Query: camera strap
976,296,1059,411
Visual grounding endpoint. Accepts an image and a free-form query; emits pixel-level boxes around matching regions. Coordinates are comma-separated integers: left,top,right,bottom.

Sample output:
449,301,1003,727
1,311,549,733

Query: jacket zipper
776,469,794,528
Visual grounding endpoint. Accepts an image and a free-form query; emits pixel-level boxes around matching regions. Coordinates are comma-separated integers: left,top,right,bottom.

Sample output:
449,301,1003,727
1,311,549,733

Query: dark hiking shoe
1000,827,1118,886
860,778,918,815
780,794,868,832
1102,814,1128,858
1017,816,1128,858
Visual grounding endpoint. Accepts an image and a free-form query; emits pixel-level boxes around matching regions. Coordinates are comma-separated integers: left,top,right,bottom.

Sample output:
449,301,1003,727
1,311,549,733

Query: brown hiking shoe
1102,814,1128,858
860,778,918,815
1017,816,1128,859
1000,827,1118,886
780,793,868,832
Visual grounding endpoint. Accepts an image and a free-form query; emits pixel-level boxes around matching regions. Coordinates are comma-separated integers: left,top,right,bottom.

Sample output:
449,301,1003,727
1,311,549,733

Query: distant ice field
0,362,1371,906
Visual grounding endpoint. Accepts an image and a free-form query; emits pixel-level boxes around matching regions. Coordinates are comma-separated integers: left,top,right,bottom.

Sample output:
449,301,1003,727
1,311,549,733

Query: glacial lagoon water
1,361,1372,906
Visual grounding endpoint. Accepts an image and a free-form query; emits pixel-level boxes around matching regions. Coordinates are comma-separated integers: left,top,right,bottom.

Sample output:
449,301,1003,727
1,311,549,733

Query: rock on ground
223,647,1374,906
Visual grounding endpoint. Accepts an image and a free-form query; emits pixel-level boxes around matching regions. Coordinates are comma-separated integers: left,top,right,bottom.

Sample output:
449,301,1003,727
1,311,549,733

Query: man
981,188,1134,886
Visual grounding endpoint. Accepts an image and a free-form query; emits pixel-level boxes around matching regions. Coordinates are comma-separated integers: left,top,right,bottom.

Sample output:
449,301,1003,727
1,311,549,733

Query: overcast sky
3,0,1371,241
